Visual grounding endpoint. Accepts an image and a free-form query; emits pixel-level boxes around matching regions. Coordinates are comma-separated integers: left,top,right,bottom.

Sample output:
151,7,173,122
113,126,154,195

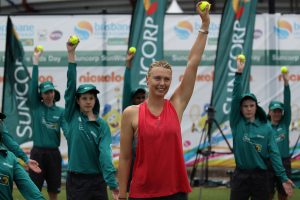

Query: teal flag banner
2,17,33,144
122,0,167,110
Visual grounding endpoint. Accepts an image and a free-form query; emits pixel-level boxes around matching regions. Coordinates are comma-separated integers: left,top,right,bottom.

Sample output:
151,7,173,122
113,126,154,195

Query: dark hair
39,89,60,103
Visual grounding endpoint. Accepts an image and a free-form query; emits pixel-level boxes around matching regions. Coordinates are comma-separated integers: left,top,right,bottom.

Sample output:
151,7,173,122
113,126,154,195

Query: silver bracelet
199,29,209,34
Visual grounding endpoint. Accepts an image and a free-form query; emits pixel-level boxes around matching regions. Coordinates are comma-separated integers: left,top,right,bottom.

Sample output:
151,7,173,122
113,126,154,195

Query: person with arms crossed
229,57,294,200
268,70,292,200
118,3,210,200
28,47,68,200
64,39,119,200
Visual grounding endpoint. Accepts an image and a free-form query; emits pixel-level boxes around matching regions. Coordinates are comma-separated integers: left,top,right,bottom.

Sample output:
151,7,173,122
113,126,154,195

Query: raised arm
282,72,291,126
29,48,43,107
118,106,136,199
60,110,69,139
64,40,79,122
229,59,245,129
125,50,135,69
170,3,210,119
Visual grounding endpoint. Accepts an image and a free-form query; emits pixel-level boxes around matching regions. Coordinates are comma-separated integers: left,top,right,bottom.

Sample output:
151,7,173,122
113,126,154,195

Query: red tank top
129,100,192,198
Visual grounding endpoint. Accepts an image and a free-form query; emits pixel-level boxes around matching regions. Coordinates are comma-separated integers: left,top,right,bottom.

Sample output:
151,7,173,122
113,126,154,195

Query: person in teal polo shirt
64,39,118,200
0,143,45,200
0,113,41,173
268,70,291,200
229,58,294,200
28,48,68,200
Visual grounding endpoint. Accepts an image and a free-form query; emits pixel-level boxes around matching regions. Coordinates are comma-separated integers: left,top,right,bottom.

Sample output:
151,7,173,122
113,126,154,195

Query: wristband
199,29,209,34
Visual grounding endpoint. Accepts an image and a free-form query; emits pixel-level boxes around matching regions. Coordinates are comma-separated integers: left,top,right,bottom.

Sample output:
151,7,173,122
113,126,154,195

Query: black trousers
230,168,269,200
129,192,188,200
66,172,108,200
29,147,62,193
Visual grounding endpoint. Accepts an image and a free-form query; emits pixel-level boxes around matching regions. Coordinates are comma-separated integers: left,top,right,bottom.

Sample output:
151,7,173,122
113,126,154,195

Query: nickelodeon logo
74,21,93,40
174,21,193,40
79,72,124,83
274,20,293,39
144,0,158,15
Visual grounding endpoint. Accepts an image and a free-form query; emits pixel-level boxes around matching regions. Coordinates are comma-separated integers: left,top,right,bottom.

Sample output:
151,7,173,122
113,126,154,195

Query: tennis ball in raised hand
129,47,136,54
69,35,79,45
36,45,44,52
199,1,211,12
237,54,246,63
281,66,288,73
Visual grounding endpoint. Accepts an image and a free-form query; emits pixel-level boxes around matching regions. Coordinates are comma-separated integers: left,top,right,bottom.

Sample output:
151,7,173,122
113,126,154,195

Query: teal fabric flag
2,17,33,144
212,0,257,125
122,0,167,110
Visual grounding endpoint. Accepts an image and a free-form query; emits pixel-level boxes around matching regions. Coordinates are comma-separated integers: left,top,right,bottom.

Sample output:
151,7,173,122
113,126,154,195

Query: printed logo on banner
253,29,263,39
274,20,292,39
174,21,193,40
37,29,47,41
144,0,158,15
74,21,93,40
232,0,250,19
14,24,35,46
49,30,63,41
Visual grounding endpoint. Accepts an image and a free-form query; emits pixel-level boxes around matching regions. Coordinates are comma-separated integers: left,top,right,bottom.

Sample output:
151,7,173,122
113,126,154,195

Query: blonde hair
147,60,172,76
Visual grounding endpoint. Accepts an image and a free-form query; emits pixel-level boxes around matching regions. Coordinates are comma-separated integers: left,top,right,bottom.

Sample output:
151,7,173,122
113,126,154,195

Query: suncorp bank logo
174,21,193,40
232,0,250,19
74,21,93,40
274,20,292,39
144,0,158,15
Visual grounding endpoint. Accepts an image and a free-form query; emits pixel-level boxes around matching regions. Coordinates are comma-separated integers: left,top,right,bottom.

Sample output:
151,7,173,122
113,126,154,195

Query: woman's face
269,109,283,124
146,67,172,97
77,92,96,114
41,90,55,105
241,99,257,121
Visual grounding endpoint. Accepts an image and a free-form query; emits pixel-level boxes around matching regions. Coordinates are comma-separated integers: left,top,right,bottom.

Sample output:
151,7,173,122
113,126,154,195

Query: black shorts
129,192,188,200
66,172,108,200
268,157,291,196
29,147,62,193
230,168,269,200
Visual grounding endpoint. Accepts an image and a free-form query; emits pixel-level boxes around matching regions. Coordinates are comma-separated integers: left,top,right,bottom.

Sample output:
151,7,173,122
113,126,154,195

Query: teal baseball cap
76,84,99,94
39,81,55,93
269,101,284,110
241,93,258,103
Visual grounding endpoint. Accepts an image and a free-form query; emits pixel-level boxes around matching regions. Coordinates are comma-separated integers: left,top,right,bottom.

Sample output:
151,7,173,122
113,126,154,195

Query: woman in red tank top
118,3,210,200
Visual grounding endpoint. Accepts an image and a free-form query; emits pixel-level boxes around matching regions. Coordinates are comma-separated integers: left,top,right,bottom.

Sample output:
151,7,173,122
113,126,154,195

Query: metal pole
268,0,275,13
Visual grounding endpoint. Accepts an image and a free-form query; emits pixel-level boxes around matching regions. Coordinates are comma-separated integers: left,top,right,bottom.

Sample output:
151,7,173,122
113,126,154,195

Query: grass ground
13,186,300,200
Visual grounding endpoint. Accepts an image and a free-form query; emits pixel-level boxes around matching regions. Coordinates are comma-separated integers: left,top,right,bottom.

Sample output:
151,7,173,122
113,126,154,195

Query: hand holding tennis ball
281,66,288,73
36,45,44,52
237,54,246,63
69,35,79,45
199,1,211,12
129,47,136,54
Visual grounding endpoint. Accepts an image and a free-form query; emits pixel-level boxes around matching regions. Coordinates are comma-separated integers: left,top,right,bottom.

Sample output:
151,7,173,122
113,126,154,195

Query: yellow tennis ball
237,54,246,63
129,47,136,54
69,35,79,45
36,45,44,52
281,66,288,73
199,1,211,12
